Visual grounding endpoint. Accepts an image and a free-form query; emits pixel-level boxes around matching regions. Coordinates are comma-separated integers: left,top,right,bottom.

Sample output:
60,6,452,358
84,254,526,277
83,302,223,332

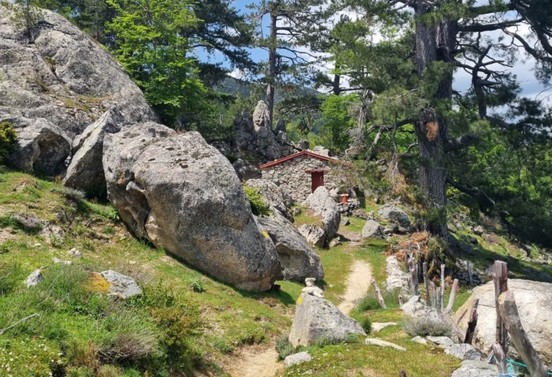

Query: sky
219,0,551,105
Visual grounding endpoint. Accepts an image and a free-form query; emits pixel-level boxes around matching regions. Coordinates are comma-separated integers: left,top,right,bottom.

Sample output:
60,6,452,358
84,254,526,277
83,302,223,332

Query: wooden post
423,262,430,306
493,260,508,353
445,278,459,313
399,371,407,377
429,281,438,309
371,278,387,309
498,291,548,377
492,342,507,374
464,298,479,344
409,258,419,295
440,264,445,311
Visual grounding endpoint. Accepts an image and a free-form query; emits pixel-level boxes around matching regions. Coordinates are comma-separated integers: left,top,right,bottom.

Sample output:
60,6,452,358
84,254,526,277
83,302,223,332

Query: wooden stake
464,298,479,344
399,371,407,377
440,264,445,311
493,260,508,353
423,262,430,306
445,278,459,313
492,342,507,374
498,291,548,377
371,278,387,309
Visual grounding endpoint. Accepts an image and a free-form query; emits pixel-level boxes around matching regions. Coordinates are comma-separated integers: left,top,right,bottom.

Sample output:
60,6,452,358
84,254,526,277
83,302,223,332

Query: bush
358,316,372,333
0,120,17,163
356,295,381,312
275,335,295,360
402,315,452,337
243,184,270,216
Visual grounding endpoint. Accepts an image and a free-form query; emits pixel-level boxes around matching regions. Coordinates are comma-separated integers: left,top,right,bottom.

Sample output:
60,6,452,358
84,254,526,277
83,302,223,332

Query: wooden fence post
493,261,508,353
492,342,507,374
399,371,407,377
445,278,459,313
440,264,445,311
371,278,387,309
464,298,479,344
498,291,548,377
423,262,430,306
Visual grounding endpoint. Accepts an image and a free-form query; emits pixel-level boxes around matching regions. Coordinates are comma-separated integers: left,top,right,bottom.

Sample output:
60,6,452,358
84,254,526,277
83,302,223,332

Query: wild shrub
358,316,372,333
402,315,452,337
242,184,270,216
275,335,295,360
0,120,17,163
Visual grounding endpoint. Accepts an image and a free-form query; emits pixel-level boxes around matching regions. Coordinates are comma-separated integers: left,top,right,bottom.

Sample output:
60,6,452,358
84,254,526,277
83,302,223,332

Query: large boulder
103,125,282,291
361,219,383,239
303,186,340,244
289,292,365,347
297,224,326,248
0,4,155,174
6,117,71,175
257,215,323,282
378,204,411,227
63,108,124,195
454,279,552,366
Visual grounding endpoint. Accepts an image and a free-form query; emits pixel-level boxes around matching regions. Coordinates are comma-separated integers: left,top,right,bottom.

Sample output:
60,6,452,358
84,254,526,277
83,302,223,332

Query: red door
311,171,324,192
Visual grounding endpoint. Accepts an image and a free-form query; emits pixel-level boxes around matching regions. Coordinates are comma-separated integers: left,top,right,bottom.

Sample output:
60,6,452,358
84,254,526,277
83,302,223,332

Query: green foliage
358,316,372,334
319,94,358,152
356,295,380,312
0,120,17,164
242,184,270,217
276,335,295,360
106,0,208,126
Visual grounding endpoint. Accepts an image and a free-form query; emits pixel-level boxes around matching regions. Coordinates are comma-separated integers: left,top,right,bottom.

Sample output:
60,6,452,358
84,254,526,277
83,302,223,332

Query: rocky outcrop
289,292,365,347
233,101,294,162
63,108,124,195
361,219,383,239
297,224,326,248
0,4,155,175
303,186,340,245
378,205,411,227
103,125,282,291
100,270,142,299
454,279,552,366
451,360,498,377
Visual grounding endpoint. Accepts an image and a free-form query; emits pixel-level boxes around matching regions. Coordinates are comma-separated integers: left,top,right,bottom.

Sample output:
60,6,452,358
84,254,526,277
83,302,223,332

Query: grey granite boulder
246,178,293,220
289,292,365,347
445,343,481,361
378,204,410,227
257,215,323,283
103,126,282,291
100,270,142,299
361,219,383,239
25,269,43,288
455,279,552,366
284,352,312,367
303,186,340,243
297,224,326,248
63,108,124,195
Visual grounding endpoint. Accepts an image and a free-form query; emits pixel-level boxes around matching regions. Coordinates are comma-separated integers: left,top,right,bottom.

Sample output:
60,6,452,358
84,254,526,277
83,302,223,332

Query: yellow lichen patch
261,229,270,239
87,272,111,294
425,121,439,141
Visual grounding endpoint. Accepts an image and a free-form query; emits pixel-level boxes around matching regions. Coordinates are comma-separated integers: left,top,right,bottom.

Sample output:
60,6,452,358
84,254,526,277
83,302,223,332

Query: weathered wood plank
493,260,508,353
464,298,479,344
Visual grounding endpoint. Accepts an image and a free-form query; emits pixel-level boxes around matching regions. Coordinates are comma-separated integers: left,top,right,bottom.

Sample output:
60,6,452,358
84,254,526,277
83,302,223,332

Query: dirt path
225,344,283,377
338,259,373,315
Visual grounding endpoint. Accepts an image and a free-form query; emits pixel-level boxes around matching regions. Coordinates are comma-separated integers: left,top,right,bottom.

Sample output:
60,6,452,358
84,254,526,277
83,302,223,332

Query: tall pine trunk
266,12,277,130
414,2,457,240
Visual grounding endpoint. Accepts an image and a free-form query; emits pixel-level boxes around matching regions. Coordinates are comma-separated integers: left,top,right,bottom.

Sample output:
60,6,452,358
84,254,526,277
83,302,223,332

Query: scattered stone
410,336,428,345
41,224,65,244
289,292,365,347
11,213,44,232
352,209,369,220
69,248,82,258
364,338,406,351
302,278,324,298
53,257,72,265
383,223,399,235
25,269,43,287
426,336,454,349
473,225,484,236
371,322,398,333
401,295,425,316
100,270,142,299
298,224,326,248
361,219,383,239
328,237,341,248
378,205,411,227
284,352,312,367
450,360,498,377
445,344,481,361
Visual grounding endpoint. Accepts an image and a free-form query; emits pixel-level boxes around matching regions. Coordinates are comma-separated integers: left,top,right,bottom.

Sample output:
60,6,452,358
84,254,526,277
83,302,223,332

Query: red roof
259,150,339,169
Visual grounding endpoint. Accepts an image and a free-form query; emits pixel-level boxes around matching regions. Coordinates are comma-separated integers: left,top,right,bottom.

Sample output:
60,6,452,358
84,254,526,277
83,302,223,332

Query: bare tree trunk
266,12,277,130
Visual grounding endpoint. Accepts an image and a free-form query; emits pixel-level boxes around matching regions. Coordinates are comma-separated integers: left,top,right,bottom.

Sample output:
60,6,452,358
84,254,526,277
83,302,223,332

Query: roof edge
259,150,339,169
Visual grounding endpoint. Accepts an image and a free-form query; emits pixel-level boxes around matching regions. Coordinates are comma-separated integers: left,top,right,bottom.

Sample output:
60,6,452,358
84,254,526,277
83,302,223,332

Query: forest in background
7,0,552,249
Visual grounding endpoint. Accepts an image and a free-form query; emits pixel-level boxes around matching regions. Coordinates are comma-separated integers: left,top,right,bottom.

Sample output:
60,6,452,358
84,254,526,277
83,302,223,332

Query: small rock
53,257,72,265
371,322,398,333
284,351,312,367
100,270,142,299
445,343,481,361
364,338,406,351
25,269,43,287
426,336,454,349
302,277,324,298
11,213,44,232
473,225,484,235
69,248,82,258
451,360,498,377
361,219,383,239
328,237,341,248
410,336,428,345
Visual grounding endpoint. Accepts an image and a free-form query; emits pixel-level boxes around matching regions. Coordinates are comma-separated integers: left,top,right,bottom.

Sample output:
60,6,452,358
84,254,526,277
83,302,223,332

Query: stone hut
259,150,343,202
